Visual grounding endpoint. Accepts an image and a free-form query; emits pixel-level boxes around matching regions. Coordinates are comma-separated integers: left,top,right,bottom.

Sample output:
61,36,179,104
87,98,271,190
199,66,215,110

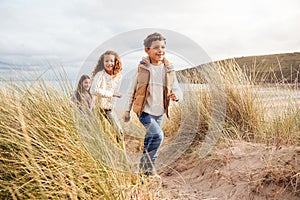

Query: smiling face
145,40,166,65
103,54,115,75
82,78,91,92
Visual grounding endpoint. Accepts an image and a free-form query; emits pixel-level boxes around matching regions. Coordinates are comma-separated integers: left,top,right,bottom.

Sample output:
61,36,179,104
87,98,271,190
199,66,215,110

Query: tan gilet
132,61,175,117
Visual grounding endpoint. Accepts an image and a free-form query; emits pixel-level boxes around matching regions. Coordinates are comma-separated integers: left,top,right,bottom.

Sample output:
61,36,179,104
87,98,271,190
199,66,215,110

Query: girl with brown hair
90,50,123,140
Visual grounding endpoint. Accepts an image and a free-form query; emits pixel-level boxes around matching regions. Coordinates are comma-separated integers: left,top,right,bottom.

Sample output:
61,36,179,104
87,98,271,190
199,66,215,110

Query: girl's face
103,54,115,75
82,78,91,91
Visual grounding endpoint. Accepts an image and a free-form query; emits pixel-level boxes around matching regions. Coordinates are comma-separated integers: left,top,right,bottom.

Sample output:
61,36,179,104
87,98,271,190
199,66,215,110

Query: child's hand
113,92,122,98
168,93,179,101
123,111,131,122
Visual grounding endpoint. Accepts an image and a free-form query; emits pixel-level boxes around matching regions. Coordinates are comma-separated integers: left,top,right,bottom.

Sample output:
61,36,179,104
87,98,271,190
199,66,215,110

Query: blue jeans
138,112,164,175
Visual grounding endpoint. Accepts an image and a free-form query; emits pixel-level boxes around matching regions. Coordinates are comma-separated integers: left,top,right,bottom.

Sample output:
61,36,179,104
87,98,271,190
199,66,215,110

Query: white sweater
90,70,122,110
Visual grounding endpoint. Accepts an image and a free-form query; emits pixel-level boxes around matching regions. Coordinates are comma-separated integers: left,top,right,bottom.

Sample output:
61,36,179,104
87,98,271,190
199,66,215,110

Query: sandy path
158,87,300,199
159,141,300,199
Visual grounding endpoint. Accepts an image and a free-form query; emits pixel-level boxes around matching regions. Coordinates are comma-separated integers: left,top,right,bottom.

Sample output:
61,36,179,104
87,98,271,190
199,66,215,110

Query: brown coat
132,60,175,117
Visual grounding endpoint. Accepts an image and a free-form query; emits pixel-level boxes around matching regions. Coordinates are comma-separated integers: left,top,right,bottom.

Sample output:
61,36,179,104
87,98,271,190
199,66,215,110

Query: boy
123,32,183,176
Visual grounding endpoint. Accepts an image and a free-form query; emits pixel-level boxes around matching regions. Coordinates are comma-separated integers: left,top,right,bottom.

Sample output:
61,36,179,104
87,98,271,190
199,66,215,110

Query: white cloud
0,0,299,83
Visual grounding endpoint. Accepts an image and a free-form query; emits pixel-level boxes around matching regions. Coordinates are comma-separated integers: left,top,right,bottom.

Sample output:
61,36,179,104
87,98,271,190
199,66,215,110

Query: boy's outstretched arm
123,70,138,122
170,72,183,102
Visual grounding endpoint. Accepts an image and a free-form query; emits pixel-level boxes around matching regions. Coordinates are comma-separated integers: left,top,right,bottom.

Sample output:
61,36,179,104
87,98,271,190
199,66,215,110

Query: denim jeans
138,112,164,175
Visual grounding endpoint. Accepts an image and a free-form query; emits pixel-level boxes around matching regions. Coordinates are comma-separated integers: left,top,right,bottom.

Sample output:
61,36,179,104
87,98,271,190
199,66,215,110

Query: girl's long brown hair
74,74,91,103
91,50,122,78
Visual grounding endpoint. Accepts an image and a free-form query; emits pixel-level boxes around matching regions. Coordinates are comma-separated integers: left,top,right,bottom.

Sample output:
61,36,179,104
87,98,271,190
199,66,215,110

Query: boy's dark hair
143,32,166,48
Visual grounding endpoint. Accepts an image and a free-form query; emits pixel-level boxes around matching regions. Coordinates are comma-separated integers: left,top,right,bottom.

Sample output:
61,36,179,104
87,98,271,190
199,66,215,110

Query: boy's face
145,40,166,65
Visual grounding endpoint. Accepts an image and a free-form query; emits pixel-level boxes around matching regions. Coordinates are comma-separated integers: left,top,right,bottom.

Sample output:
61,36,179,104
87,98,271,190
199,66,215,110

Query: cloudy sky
0,0,299,82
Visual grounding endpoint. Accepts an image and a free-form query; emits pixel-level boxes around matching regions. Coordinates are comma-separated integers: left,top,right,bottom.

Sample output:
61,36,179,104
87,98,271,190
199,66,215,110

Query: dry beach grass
0,54,299,199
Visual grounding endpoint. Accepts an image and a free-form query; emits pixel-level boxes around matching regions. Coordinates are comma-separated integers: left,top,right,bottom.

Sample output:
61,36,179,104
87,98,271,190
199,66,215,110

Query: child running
123,32,183,176
90,50,123,140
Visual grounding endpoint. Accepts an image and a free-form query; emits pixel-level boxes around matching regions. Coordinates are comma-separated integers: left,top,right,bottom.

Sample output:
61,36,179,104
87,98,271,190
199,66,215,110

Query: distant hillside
178,52,300,83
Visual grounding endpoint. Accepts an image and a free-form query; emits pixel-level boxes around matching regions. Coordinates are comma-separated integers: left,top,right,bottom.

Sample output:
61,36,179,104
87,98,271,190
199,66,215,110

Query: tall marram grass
171,60,300,146
164,60,299,197
1,59,299,199
0,80,159,199
217,60,263,141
